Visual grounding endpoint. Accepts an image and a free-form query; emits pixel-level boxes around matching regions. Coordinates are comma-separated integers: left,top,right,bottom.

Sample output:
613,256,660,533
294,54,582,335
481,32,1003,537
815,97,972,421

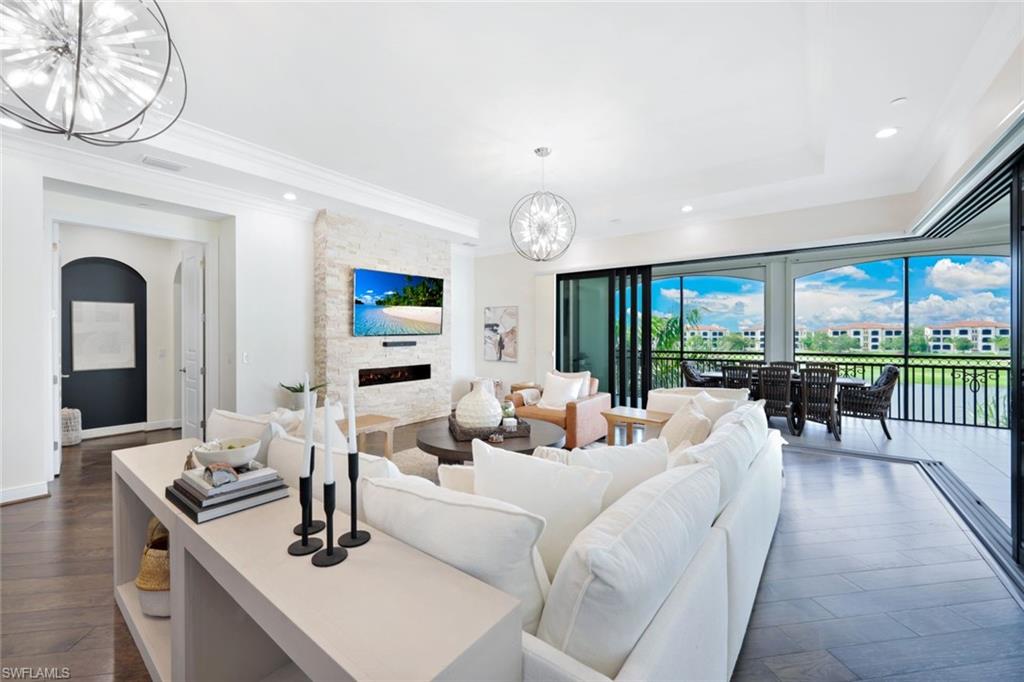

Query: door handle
179,368,187,374
61,374,70,379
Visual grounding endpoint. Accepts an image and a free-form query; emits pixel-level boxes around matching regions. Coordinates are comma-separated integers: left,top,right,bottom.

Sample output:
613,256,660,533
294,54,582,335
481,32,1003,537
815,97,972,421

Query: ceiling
20,2,1024,252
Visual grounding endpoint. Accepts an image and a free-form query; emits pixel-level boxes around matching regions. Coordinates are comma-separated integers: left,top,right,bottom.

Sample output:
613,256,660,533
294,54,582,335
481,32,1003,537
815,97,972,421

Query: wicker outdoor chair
758,365,798,435
840,364,900,439
799,367,840,440
721,365,754,393
682,360,721,388
769,361,799,371
803,361,838,372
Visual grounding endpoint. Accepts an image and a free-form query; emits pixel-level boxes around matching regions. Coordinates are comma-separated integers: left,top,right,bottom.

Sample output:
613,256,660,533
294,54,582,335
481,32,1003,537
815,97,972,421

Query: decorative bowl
192,437,261,468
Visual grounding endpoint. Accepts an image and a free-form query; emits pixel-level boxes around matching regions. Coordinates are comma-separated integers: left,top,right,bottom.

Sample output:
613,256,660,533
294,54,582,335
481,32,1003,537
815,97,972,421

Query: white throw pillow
554,370,592,399
659,403,713,451
693,391,740,426
670,421,757,513
472,440,612,579
267,435,400,517
437,464,475,494
538,372,585,410
535,439,670,509
363,476,550,633
206,409,273,463
644,392,693,415
537,464,720,678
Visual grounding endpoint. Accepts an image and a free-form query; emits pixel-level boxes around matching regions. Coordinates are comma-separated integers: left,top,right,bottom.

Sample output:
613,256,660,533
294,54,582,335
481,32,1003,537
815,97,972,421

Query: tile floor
780,417,1012,527
733,447,1024,681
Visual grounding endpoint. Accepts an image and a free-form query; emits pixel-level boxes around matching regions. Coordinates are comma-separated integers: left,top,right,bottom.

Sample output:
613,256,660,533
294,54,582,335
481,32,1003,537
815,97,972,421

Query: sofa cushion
472,440,611,580
537,464,720,678
206,409,273,463
267,434,400,517
659,403,713,451
713,399,768,455
649,387,750,402
515,404,568,427
534,438,670,509
693,391,741,426
437,463,475,494
553,370,593,399
645,391,693,415
670,422,758,514
362,475,549,633
538,372,585,410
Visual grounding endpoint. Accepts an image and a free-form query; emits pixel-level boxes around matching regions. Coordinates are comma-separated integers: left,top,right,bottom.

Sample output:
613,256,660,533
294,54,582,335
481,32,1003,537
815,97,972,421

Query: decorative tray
448,412,531,442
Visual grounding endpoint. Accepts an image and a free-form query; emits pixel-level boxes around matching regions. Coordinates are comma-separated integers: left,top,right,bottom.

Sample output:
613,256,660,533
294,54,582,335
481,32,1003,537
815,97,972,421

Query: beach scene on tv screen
353,269,443,336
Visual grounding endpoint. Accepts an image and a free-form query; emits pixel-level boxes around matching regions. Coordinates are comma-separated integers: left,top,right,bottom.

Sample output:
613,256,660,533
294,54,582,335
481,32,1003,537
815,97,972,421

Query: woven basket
60,408,82,446
136,519,170,592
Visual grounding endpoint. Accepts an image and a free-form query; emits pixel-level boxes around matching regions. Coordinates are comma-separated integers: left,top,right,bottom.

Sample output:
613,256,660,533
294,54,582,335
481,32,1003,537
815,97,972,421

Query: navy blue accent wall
62,257,147,429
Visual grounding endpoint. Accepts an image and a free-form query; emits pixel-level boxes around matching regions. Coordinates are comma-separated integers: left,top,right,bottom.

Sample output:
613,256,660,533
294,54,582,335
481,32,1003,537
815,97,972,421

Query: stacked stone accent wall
314,210,452,425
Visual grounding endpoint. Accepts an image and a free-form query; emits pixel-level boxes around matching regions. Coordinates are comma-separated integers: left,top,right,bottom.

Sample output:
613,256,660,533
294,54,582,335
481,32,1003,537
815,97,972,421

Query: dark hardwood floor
3,425,1022,681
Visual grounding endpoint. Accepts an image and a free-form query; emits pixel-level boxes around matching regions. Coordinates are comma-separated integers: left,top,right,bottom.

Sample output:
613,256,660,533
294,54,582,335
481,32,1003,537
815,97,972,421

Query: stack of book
166,466,289,523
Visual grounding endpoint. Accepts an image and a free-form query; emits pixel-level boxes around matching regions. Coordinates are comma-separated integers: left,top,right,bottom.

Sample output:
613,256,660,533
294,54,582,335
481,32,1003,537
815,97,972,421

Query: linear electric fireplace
359,364,431,387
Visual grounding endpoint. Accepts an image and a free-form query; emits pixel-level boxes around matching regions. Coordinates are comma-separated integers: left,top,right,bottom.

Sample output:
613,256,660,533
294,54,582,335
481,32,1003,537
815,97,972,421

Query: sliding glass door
557,267,651,408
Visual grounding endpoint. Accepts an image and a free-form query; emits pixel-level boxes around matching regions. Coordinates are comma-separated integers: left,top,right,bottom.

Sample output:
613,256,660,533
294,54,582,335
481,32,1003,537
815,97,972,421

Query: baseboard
0,482,50,505
81,419,182,440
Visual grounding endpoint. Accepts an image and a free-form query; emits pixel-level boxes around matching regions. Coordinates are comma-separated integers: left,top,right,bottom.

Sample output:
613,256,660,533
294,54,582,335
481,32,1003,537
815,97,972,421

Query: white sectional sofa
434,388,783,681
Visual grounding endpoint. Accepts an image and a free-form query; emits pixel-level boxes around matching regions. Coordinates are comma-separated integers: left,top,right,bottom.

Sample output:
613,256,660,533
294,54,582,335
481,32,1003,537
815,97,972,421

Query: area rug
391,447,440,483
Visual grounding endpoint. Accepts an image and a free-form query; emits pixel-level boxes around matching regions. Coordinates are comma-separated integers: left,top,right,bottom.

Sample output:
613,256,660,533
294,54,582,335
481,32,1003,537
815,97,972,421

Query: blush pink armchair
509,377,611,449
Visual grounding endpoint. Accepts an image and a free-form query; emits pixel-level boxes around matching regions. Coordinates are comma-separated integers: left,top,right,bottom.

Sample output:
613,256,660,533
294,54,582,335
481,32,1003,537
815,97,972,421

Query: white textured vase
456,379,503,428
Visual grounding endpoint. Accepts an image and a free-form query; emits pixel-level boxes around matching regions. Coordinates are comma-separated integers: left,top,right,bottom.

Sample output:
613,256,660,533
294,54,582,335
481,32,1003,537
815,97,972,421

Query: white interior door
180,245,205,439
52,223,62,477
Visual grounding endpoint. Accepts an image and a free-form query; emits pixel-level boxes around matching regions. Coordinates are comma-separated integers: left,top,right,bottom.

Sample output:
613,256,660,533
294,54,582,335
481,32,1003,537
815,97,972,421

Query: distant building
685,324,727,345
740,325,765,351
923,320,1010,352
822,323,903,351
793,327,811,348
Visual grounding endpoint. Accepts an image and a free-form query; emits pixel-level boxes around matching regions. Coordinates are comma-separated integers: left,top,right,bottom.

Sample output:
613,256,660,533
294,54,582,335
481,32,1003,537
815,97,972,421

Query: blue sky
647,255,1010,333
352,269,439,306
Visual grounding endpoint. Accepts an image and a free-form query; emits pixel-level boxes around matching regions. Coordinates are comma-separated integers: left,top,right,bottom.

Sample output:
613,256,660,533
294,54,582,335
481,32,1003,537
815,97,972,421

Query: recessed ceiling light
681,205,694,213
282,192,297,201
890,97,908,106
0,116,24,130
875,127,899,139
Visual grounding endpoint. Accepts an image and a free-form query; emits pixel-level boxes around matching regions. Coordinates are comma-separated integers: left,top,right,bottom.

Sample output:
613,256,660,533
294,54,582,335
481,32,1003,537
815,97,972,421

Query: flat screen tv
352,268,443,336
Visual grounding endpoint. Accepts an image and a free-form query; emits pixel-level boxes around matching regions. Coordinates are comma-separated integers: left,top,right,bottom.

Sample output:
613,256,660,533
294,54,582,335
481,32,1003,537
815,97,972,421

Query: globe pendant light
0,0,187,146
509,147,576,262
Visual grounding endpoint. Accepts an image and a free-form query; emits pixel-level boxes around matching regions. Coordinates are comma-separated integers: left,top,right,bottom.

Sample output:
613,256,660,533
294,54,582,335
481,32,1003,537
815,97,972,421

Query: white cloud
795,282,903,329
659,288,698,303
910,291,1009,324
831,265,870,280
926,258,1009,292
886,276,900,284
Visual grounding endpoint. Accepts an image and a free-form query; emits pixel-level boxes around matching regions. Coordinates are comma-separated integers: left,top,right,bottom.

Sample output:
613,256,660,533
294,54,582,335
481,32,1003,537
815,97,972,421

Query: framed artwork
484,306,518,362
72,301,136,371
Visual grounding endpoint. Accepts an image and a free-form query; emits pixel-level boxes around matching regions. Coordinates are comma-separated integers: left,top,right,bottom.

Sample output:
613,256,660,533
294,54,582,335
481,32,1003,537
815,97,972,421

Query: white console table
112,439,522,681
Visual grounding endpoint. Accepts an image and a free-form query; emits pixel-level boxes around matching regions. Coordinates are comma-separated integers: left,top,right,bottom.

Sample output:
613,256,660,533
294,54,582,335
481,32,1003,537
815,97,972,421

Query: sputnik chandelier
509,147,576,262
0,0,187,145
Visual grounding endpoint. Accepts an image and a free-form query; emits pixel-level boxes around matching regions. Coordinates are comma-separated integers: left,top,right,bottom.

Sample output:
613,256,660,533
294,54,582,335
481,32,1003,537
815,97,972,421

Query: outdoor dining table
702,370,869,389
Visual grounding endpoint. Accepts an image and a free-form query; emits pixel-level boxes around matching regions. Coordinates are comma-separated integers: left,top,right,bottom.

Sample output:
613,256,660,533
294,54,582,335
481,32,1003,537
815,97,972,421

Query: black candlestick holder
338,450,371,548
293,446,325,536
312,481,348,567
287,474,323,556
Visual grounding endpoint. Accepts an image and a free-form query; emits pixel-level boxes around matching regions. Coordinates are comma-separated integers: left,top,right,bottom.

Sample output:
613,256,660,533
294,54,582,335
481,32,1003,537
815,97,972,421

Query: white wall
450,245,476,402
59,223,204,427
1,139,315,503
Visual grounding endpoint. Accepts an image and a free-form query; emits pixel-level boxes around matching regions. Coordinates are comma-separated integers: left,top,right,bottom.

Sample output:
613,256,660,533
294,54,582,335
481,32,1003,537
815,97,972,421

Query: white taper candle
323,397,334,484
348,371,357,453
302,374,313,477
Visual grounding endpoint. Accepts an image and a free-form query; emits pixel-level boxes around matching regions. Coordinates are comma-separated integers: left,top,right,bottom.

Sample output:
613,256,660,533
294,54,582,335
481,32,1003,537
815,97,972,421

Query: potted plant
280,380,326,410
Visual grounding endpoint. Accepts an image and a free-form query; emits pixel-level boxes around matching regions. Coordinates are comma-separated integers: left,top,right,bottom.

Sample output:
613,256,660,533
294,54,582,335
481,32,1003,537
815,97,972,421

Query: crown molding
147,120,479,238
2,133,316,221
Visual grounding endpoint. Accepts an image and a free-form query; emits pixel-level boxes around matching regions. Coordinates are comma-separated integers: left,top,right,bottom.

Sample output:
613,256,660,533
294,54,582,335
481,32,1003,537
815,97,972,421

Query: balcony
650,349,1012,525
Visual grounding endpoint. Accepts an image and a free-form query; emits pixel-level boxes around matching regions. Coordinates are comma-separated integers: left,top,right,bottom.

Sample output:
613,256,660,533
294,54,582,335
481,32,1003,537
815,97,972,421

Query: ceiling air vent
140,155,189,172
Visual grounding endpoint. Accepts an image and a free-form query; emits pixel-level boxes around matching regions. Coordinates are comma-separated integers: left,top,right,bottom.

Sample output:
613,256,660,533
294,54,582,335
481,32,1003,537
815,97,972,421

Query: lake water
354,305,442,336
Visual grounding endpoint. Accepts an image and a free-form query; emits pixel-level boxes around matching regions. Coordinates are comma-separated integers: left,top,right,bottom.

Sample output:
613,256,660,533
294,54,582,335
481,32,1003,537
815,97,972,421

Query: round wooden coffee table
416,418,566,465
